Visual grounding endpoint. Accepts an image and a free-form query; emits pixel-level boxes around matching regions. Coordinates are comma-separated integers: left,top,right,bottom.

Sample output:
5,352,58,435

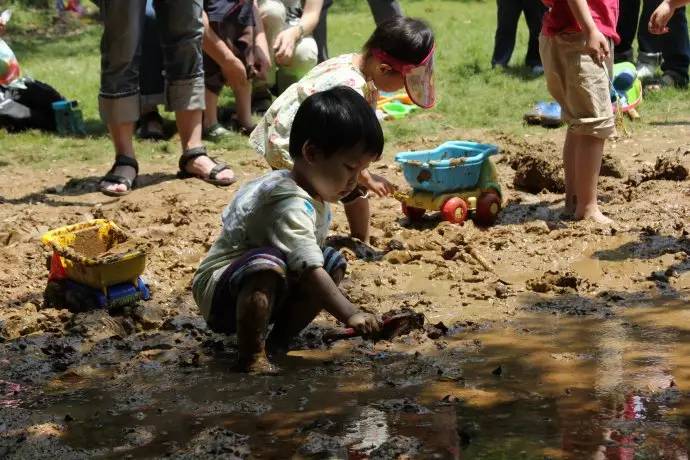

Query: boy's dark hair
363,17,434,65
289,86,384,160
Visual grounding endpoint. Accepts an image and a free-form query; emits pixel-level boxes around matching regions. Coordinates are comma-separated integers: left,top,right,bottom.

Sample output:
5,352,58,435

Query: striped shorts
208,246,347,333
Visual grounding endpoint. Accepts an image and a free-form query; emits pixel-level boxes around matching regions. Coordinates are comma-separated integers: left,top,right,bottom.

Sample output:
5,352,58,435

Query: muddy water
20,291,687,459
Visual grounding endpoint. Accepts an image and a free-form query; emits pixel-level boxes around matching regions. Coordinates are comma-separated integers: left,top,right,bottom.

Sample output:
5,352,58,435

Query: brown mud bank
1,127,689,458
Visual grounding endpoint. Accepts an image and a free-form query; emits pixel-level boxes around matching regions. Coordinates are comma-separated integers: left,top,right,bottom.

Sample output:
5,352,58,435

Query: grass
1,1,690,169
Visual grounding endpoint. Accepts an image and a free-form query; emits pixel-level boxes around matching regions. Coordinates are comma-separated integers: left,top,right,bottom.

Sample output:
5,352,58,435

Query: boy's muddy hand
360,171,396,197
649,1,674,34
585,28,609,64
346,312,381,335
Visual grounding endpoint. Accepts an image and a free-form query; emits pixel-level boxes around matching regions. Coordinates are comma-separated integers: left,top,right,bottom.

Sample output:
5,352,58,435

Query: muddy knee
236,272,283,353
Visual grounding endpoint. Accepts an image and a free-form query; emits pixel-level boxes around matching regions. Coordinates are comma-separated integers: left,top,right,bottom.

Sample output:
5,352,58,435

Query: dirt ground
1,125,689,459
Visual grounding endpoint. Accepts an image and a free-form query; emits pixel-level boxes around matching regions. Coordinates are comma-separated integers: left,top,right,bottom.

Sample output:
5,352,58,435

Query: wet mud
0,127,689,458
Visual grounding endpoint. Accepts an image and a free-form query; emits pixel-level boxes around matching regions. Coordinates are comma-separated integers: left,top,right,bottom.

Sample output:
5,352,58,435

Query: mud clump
383,250,420,265
510,153,564,193
372,398,431,414
527,270,586,293
0,303,42,341
173,427,250,459
600,153,626,178
628,153,689,185
369,435,422,460
298,432,346,457
651,154,688,181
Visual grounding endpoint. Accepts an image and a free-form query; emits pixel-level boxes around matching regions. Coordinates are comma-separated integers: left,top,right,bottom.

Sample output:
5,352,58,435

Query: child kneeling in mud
193,87,382,374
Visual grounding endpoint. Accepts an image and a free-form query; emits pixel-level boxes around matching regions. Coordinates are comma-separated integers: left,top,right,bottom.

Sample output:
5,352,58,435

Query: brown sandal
177,146,236,186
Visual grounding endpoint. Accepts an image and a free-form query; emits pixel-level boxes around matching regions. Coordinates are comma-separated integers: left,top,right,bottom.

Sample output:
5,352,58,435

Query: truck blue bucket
395,141,499,194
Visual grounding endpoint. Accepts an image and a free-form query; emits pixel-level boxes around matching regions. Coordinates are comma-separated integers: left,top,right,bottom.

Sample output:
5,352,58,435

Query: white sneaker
530,65,544,76
636,63,656,81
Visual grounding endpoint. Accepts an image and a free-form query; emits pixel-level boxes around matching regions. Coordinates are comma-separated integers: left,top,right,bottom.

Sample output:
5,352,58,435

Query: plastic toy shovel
322,311,425,344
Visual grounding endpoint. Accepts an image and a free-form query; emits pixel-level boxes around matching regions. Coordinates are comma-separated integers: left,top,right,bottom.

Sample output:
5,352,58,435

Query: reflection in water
15,296,690,458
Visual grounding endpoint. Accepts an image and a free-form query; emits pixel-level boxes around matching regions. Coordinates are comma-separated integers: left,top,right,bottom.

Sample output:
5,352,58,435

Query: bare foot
560,205,575,219
100,164,136,194
575,207,613,225
237,353,280,375
184,153,235,183
563,194,576,216
265,340,289,359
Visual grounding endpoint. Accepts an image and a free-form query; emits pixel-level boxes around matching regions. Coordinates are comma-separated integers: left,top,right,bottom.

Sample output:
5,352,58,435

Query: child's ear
302,141,319,163
378,63,394,75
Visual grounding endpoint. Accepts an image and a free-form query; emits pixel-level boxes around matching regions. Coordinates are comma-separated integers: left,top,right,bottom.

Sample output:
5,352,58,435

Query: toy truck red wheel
402,203,426,221
475,191,501,226
441,197,468,224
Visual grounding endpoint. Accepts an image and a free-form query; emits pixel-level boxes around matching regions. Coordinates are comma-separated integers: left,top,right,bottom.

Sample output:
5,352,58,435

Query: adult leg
156,0,234,182
313,0,333,63
637,0,664,79
523,0,547,68
98,0,146,195
275,36,318,93
615,0,640,63
658,6,690,87
491,0,522,68
235,271,283,374
138,0,165,140
252,0,285,109
257,0,285,89
366,0,403,25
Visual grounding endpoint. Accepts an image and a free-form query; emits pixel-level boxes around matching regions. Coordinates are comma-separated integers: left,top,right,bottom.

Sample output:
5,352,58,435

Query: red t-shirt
542,0,620,44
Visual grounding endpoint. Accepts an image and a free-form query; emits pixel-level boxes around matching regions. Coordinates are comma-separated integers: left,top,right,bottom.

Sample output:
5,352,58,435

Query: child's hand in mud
585,27,610,64
347,312,381,335
359,170,396,198
648,1,675,35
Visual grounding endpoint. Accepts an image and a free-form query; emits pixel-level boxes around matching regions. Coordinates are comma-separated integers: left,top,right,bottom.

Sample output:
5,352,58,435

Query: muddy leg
344,197,370,243
235,271,282,374
267,268,345,353
573,134,613,224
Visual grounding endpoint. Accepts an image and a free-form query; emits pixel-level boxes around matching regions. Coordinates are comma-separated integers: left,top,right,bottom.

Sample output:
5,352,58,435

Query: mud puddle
8,291,686,459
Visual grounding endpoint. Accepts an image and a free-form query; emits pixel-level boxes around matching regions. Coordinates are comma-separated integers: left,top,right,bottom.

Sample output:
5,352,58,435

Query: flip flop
99,154,138,197
177,146,236,186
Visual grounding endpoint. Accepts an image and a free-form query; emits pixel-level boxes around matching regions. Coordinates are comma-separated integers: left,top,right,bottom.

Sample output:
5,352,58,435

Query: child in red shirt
539,0,619,223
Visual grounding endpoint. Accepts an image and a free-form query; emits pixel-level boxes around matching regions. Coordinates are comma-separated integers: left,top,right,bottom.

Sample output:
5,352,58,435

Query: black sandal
177,146,236,186
136,111,165,141
99,154,139,197
228,117,257,137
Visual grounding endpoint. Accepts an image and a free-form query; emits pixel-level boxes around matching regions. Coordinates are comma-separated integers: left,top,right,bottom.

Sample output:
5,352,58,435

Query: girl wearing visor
250,16,435,243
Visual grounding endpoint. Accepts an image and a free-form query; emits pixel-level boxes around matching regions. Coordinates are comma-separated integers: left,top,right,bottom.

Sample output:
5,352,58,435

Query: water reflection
15,296,689,458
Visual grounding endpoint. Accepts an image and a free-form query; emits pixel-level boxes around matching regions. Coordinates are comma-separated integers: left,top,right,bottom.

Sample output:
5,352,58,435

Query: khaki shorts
539,33,616,139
